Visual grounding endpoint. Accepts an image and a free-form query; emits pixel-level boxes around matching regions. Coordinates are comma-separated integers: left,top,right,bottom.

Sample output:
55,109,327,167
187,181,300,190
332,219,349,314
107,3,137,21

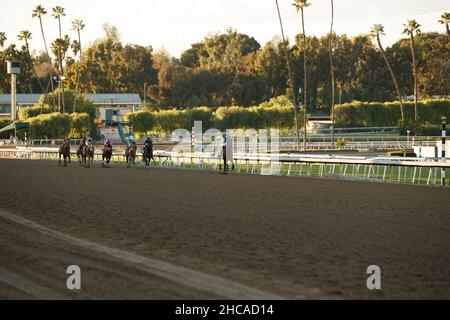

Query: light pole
53,75,66,113
6,61,20,122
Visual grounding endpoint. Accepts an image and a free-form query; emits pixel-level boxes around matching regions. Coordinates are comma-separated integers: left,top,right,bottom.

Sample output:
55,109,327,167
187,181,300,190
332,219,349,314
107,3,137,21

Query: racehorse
58,141,71,167
85,141,95,168
77,143,87,165
127,144,137,167
102,144,113,167
142,143,156,167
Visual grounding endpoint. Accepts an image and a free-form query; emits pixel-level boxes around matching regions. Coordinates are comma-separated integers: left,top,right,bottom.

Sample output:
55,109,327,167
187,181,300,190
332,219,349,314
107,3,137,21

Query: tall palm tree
52,6,66,113
52,6,66,74
329,0,335,148
32,5,55,107
403,19,421,123
275,0,301,150
0,32,6,48
51,36,70,113
439,12,450,41
370,24,405,126
52,6,65,38
293,0,311,150
71,19,85,112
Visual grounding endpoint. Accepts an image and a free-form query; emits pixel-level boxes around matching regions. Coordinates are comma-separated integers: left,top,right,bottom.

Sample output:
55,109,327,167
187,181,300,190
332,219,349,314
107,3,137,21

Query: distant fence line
0,147,449,187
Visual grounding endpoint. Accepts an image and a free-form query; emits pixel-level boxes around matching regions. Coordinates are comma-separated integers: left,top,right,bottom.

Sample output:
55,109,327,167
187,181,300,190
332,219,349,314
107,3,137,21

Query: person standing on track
221,133,234,173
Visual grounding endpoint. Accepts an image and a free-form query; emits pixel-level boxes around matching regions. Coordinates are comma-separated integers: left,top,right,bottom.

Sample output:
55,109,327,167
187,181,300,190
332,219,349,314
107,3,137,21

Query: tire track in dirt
0,208,282,300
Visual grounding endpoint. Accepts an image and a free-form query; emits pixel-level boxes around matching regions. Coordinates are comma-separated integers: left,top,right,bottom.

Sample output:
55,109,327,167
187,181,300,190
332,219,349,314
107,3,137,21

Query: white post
442,116,446,187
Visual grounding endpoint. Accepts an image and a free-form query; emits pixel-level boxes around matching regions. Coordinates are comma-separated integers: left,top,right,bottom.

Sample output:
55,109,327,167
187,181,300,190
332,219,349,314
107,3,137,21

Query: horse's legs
58,153,62,166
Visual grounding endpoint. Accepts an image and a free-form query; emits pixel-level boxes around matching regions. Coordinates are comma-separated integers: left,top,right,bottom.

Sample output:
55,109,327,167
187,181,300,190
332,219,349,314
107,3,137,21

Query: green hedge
214,105,295,130
24,112,90,139
335,99,450,128
127,107,214,135
127,99,296,135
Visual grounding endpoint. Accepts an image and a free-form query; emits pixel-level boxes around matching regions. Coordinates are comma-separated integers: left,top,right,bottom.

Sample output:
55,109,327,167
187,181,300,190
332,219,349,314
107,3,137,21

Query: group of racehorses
58,139,156,168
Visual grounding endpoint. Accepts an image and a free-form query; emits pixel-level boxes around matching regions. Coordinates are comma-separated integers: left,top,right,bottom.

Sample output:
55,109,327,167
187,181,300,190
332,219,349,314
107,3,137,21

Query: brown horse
126,144,137,167
58,141,71,167
142,143,156,167
102,145,113,167
77,143,87,165
85,142,95,168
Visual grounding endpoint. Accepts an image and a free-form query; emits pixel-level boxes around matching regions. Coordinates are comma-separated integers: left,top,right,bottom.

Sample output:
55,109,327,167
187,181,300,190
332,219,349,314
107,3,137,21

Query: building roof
0,93,141,105
0,94,43,105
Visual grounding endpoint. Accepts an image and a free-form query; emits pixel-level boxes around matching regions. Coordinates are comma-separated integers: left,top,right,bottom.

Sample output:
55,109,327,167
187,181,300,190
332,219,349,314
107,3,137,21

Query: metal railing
0,147,449,187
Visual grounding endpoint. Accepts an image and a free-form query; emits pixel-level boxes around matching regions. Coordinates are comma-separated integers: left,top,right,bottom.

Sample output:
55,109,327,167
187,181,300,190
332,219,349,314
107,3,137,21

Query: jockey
129,139,137,152
63,137,70,144
87,136,93,144
144,137,152,147
104,139,112,148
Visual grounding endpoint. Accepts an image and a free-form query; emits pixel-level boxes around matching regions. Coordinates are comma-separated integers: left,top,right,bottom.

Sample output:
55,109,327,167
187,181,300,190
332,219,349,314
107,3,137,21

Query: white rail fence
0,147,449,187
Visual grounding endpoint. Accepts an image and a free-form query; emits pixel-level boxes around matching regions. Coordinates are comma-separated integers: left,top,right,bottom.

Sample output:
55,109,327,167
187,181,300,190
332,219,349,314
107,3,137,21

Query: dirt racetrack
0,159,449,299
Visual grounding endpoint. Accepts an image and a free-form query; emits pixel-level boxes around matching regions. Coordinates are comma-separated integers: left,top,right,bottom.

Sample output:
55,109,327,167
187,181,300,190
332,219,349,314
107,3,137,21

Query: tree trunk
377,36,404,126
329,0,335,148
301,8,308,150
58,17,65,113
73,29,82,113
275,0,300,150
39,18,55,107
410,34,418,123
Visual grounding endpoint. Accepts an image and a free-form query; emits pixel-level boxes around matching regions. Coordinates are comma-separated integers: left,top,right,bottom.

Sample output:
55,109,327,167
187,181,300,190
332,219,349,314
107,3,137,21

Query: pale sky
1,0,448,58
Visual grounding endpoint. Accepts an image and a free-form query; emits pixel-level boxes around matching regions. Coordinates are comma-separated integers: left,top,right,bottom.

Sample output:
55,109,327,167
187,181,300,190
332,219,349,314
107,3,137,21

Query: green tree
370,24,405,126
403,19,421,122
17,30,35,93
51,35,71,112
293,0,310,150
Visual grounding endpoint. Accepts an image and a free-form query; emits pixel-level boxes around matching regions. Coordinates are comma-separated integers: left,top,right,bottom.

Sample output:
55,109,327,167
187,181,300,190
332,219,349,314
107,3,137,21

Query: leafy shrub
335,99,450,128
24,112,90,139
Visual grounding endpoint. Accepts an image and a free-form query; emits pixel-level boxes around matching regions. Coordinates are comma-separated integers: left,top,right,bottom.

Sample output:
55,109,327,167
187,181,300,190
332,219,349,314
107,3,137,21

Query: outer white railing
1,147,449,186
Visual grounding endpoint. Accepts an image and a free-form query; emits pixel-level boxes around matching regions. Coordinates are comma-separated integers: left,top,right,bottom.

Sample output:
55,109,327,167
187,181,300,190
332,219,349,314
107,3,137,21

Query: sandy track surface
0,159,449,299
